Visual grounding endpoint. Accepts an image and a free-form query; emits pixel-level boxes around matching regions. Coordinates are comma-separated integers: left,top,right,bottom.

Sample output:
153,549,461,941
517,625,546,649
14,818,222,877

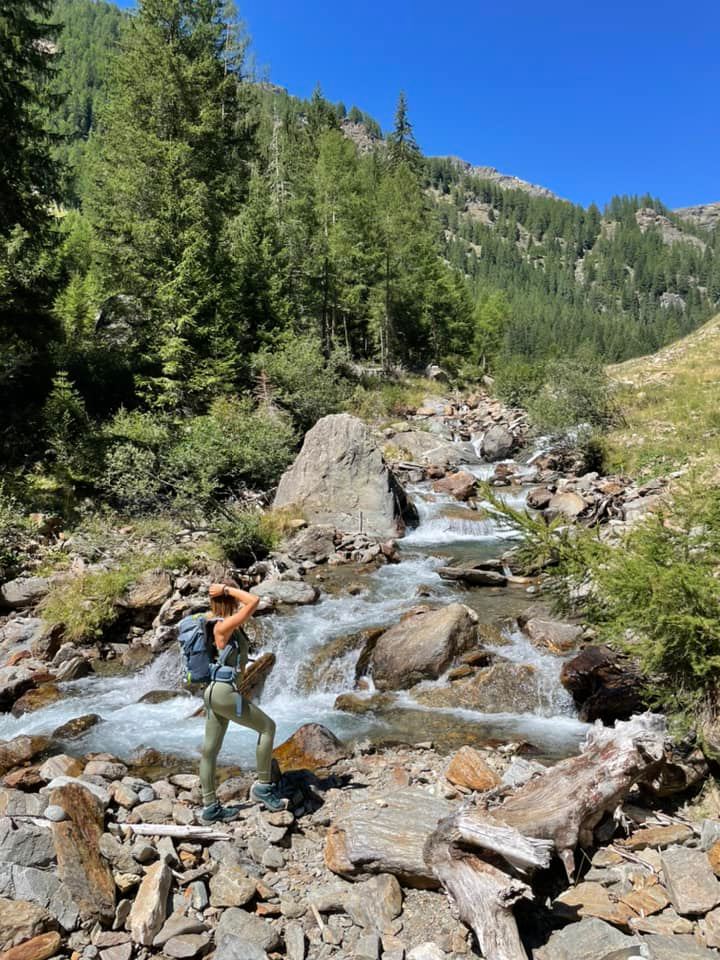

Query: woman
199,578,285,821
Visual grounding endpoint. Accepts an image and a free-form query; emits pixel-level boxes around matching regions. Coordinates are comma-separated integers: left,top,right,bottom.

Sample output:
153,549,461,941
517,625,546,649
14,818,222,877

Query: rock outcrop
274,414,417,538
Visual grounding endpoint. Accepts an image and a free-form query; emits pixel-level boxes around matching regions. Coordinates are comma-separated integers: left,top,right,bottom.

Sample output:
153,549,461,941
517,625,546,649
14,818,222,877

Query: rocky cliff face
675,201,720,233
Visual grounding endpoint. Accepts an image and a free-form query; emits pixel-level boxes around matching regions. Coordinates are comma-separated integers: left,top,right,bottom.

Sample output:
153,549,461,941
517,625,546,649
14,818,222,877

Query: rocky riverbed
0,385,706,960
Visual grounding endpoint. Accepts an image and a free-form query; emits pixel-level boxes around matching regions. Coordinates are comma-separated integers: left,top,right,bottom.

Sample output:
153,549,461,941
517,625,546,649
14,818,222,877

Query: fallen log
326,714,668,960
120,823,233,841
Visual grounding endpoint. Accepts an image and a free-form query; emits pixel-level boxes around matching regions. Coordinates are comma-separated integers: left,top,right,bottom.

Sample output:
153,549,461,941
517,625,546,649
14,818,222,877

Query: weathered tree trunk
327,715,668,960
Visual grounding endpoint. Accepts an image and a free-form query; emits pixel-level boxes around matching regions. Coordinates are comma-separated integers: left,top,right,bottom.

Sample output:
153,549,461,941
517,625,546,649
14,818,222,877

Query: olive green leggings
200,681,276,805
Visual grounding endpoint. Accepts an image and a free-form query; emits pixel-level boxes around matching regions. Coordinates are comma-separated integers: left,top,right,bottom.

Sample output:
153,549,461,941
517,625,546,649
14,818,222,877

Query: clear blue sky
118,0,719,210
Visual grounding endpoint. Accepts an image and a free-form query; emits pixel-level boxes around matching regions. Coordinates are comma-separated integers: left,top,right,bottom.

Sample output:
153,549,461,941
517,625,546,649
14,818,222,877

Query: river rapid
0,444,589,772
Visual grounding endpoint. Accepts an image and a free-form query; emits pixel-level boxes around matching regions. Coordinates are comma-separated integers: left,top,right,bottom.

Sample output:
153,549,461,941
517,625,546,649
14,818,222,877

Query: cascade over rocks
274,414,418,537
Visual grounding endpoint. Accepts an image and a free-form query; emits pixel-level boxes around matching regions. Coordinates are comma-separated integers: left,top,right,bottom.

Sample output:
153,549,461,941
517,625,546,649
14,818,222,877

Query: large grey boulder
480,425,516,462
392,431,476,468
0,577,49,610
366,603,478,691
274,415,417,538
533,917,640,960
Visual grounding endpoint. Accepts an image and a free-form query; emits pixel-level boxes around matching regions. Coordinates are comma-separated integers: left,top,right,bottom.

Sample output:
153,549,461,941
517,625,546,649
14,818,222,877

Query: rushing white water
0,440,589,765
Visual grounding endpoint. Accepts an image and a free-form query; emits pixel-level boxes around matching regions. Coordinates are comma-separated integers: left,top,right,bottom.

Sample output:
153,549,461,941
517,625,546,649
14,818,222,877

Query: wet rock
250,580,319,607
445,746,500,792
367,603,478,691
209,867,257,908
533,917,639,960
50,782,116,924
334,692,395,714
0,931,61,960
480,425,516,462
273,723,347,772
52,714,102,741
274,413,418,537
54,656,92,682
0,665,38,712
296,631,370,695
128,861,172,945
660,845,720,915
414,659,543,714
284,525,337,564
520,616,583,654
437,565,507,587
0,577,49,611
215,907,281,953
11,684,62,716
0,736,50,775
560,645,645,723
0,819,56,869
431,471,477,502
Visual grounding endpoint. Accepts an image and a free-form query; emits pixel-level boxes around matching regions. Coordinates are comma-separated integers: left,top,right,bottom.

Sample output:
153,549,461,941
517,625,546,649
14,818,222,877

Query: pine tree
0,0,61,444
387,90,421,170
87,0,256,409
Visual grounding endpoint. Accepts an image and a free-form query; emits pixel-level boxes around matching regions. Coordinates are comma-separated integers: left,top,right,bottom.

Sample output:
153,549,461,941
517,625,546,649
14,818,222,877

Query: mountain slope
607,312,720,476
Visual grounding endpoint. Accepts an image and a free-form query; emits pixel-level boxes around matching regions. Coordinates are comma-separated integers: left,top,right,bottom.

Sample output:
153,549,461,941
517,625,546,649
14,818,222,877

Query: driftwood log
327,714,668,960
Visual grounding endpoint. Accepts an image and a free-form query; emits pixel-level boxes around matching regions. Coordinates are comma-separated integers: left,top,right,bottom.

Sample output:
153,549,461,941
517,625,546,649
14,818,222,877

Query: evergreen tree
87,0,256,409
0,0,61,444
387,90,421,170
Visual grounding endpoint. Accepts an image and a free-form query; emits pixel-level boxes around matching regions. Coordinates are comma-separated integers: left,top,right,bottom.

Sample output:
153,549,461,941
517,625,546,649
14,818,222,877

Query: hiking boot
201,800,240,823
250,780,288,812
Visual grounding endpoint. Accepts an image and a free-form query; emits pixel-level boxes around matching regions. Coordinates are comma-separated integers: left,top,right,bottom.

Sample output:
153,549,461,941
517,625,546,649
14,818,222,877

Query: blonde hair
209,576,240,619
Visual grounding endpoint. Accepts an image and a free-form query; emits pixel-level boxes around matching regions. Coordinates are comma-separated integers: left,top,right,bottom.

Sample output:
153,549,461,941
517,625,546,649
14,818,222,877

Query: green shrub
102,442,163,512
0,485,32,580
526,357,619,434
252,336,350,432
494,357,546,409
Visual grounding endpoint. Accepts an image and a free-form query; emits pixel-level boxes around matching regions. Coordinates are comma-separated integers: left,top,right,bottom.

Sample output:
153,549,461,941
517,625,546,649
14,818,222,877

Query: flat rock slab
643,934,720,958
554,881,638,927
534,917,641,960
661,845,720,915
325,788,454,885
215,908,281,953
618,823,693,851
0,899,51,952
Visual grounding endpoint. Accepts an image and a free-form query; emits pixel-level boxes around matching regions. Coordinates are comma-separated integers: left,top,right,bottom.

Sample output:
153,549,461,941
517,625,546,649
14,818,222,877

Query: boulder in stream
274,414,418,538
366,603,478,691
480,425,517,462
560,644,645,723
431,471,478,501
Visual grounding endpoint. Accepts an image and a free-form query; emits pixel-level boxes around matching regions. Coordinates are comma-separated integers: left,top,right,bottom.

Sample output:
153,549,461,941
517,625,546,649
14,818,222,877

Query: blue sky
117,0,719,210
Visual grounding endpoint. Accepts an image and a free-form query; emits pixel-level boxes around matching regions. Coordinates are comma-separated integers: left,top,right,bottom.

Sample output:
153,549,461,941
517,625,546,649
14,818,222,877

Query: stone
129,799,173,823
520,616,583,654
112,783,139,809
273,723,347,772
0,931,62,960
84,760,128,780
3,766,43,790
50,782,116,924
0,618,43,662
284,525,337,564
0,900,51,952
480,425,516,462
0,864,79,931
0,665,37,712
554,881,639,926
284,921,305,960
128,861,172,946
99,945,132,960
661,845,720,915
261,847,284,870
163,934,210,959
628,906,693,936
52,715,102,741
249,580,319,607
38,754,84,781
367,604,477,691
99,834,137,875
188,881,208,911
445,746,500,792
345,875,402,931
560,645,644,723
118,571,172,614
701,819,720,851
215,908,281,953
501,758,547,789
44,805,67,822
0,789,48,817
0,819,56,869
526,487,553,510
414,659,544,714
700,905,720,947
274,414,418,537
153,916,208,948
618,823,693,851
209,868,257,908
0,736,49,775
354,932,380,960
10,684,62,717
533,917,640,960
214,940,267,960
547,491,588,519
431,472,477,502
643,934,718,958
406,946,445,960
54,656,92,681
44,776,110,808
0,578,49,611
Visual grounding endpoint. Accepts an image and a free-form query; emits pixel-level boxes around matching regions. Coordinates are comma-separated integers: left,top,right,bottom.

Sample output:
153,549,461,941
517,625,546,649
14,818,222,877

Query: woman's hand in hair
209,583,226,599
